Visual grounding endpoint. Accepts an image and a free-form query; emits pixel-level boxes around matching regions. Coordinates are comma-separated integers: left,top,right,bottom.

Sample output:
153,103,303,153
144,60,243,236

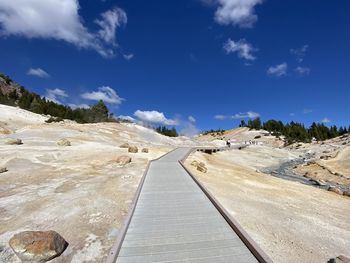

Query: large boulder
329,255,350,263
128,146,138,153
141,148,149,153
5,139,22,145
57,139,71,146
0,167,7,173
119,143,130,148
9,230,68,263
116,155,132,165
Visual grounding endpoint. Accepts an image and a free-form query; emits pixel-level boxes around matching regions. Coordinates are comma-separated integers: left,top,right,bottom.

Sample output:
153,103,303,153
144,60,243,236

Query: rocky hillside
0,73,22,99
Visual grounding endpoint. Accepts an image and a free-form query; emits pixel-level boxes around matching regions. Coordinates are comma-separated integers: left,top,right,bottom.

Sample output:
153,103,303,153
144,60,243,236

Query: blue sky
0,0,349,133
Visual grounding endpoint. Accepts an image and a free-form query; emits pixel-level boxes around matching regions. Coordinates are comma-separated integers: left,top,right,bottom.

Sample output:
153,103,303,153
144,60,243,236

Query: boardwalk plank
115,148,258,263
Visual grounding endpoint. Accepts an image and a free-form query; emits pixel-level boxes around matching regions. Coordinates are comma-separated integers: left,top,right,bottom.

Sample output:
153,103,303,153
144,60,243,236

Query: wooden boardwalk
109,148,270,263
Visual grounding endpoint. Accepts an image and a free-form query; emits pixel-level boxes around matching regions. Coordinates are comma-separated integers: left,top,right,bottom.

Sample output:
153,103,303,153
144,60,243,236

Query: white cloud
134,110,179,126
321,117,331,123
215,111,260,120
214,115,227,120
181,122,200,137
123,53,134,60
223,38,257,61
303,109,313,114
0,1,127,58
81,86,124,105
118,115,135,122
208,0,263,28
95,7,127,45
188,116,196,122
290,45,309,63
68,103,90,109
295,66,311,76
27,68,49,78
45,88,68,104
267,63,288,77
289,113,295,116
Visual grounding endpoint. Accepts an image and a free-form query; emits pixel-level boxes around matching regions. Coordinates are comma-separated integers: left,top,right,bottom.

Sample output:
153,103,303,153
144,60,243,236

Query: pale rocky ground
1,105,349,263
185,140,350,262
0,105,205,263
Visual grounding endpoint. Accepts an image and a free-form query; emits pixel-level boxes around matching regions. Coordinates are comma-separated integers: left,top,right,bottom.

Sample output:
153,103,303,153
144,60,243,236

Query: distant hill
0,72,114,124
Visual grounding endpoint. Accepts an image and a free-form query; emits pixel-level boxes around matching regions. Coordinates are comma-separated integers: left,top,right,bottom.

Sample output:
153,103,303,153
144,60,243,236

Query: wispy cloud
123,53,134,61
81,86,124,105
295,66,311,76
118,115,135,122
204,0,263,28
303,109,313,114
223,38,257,61
27,68,50,78
0,1,127,58
188,116,196,123
134,110,179,126
267,63,288,77
181,121,200,137
45,88,68,104
321,117,331,123
68,103,90,109
215,111,260,120
290,45,309,63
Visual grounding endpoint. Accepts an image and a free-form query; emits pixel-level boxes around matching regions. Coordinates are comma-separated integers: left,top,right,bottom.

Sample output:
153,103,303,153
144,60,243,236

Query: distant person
226,139,231,148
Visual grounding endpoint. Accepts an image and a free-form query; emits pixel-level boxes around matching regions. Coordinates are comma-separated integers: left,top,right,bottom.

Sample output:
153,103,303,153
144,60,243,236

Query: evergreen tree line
0,75,114,123
155,126,178,137
239,118,349,144
202,129,225,135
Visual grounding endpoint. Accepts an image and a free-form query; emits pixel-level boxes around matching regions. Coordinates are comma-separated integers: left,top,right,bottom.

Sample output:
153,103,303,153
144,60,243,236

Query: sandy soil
185,149,350,263
0,105,199,263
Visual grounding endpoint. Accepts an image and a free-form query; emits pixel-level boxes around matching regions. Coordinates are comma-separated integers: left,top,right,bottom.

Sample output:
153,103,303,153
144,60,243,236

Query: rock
197,165,207,173
343,191,350,197
328,255,350,263
141,148,149,153
0,167,7,173
9,230,68,263
197,162,207,173
318,179,328,186
116,155,132,165
5,139,22,145
190,160,199,167
328,187,344,195
304,172,311,178
198,162,206,168
128,146,138,153
57,138,71,146
120,143,130,148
